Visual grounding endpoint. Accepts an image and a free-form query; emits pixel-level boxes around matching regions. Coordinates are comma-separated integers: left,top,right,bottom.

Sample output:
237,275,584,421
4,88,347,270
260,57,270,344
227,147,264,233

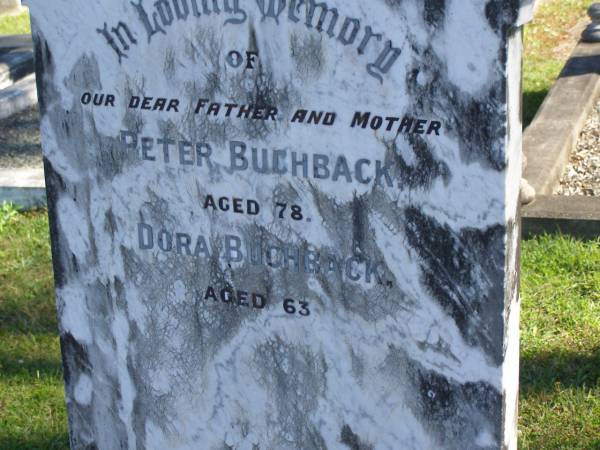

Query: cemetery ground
0,9,28,36
1,209,599,449
523,0,597,126
0,1,599,449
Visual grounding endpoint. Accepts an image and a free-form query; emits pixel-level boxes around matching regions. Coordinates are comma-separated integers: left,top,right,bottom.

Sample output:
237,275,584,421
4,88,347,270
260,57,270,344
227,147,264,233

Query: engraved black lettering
427,121,442,136
172,0,190,20
204,286,218,301
141,137,155,161
196,143,213,168
351,111,370,128
97,22,138,63
357,25,382,55
368,40,402,84
291,109,308,123
305,0,339,38
194,236,211,258
225,235,243,262
230,141,248,170
332,156,352,183
256,0,285,22
121,130,138,153
337,17,360,45
176,233,192,255
138,223,154,249
223,0,248,25
130,0,166,43
204,195,217,210
154,0,175,27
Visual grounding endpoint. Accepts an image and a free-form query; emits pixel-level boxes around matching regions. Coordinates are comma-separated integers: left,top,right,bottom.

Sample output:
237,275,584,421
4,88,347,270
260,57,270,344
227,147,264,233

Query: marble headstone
28,0,534,448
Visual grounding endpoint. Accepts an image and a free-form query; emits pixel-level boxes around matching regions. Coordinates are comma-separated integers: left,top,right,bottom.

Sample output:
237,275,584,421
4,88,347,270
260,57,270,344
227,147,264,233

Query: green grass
0,204,69,450
1,206,599,448
523,0,592,126
0,11,31,36
519,236,600,449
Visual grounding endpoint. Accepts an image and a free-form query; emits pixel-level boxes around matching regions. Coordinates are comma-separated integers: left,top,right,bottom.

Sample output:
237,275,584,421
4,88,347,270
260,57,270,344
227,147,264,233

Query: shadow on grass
523,89,549,128
523,54,600,128
0,315,58,336
0,432,69,450
0,354,62,379
0,296,58,336
521,347,600,394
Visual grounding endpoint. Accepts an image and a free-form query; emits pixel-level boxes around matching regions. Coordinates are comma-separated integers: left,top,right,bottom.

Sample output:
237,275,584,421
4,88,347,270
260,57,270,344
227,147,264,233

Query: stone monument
583,3,600,42
27,0,534,448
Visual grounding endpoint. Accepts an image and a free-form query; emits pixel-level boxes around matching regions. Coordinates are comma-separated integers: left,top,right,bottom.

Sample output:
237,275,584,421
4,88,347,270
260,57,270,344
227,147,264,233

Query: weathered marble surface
27,0,533,448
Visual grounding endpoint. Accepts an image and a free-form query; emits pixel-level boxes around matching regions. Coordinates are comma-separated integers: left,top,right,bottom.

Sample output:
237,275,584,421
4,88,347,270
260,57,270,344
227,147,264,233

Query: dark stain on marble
485,0,520,35
385,133,451,190
43,159,68,288
290,33,325,81
423,0,446,28
404,207,505,366
31,25,53,116
340,425,374,450
403,31,510,171
383,345,502,449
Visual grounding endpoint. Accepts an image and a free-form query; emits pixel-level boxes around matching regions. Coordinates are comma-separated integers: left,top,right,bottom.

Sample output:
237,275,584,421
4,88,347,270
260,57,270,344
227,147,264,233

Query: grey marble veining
26,0,533,448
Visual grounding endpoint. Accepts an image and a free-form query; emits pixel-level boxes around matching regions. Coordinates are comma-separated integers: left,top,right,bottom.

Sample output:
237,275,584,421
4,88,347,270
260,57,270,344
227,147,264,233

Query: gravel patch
555,100,600,197
0,105,41,169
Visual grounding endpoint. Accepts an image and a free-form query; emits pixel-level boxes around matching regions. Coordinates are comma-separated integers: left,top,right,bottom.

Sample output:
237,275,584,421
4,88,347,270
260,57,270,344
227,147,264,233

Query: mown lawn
0,10,30,36
0,206,68,449
520,236,600,449
1,209,599,449
523,0,591,125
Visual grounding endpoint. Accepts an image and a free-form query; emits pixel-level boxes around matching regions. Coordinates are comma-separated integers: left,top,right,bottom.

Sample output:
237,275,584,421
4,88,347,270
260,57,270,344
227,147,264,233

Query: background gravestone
27,0,534,448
